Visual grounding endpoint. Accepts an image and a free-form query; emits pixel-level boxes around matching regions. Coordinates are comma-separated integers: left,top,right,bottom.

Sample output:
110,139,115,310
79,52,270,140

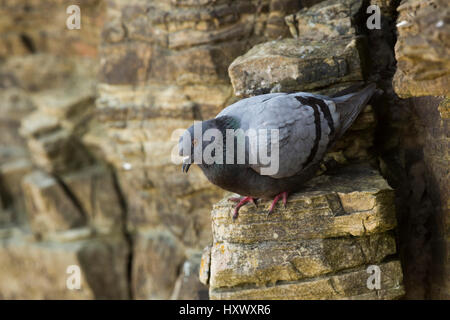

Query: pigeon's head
178,120,219,173
178,124,196,173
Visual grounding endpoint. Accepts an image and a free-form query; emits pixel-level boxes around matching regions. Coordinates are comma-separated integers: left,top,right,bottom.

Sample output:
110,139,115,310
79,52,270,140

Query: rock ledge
201,165,404,300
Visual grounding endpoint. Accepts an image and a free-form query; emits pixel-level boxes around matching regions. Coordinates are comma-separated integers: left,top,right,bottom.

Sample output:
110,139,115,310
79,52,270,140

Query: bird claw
230,196,258,220
266,192,289,216
230,193,287,219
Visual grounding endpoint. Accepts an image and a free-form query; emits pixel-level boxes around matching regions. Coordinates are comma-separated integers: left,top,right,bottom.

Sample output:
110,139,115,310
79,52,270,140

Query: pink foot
229,196,258,220
267,192,288,216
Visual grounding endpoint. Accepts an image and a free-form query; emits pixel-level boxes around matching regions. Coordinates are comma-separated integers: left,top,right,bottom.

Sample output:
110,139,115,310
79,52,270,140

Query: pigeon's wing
216,93,286,118
218,92,340,179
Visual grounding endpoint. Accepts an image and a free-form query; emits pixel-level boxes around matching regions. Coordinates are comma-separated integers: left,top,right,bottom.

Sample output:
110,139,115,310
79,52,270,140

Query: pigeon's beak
182,156,191,173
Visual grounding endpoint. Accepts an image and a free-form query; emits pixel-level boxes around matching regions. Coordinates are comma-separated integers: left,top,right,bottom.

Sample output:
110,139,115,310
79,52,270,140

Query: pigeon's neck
207,115,240,165
198,115,241,178
213,115,240,132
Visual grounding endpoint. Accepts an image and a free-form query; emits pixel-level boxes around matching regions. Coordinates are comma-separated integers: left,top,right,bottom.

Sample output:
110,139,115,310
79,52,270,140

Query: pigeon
179,83,377,219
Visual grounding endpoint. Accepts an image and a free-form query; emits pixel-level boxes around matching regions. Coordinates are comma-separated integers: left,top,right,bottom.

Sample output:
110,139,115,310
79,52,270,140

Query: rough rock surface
22,170,86,236
202,165,404,299
0,0,448,300
387,0,449,299
394,97,450,299
230,0,367,97
211,261,403,300
171,250,209,300
132,229,186,300
221,0,450,300
0,0,132,300
229,36,365,97
229,0,376,165
393,0,450,97
0,0,104,58
91,0,302,299
285,0,363,41
0,232,129,299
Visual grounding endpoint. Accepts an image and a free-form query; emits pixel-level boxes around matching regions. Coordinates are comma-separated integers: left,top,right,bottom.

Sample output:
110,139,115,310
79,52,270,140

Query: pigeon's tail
332,83,377,138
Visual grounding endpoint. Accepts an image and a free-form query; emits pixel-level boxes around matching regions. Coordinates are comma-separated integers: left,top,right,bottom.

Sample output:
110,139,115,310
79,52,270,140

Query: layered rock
0,232,129,299
0,0,133,300
0,0,447,301
132,229,186,300
0,0,104,58
285,0,362,41
16,55,97,174
61,165,124,234
92,0,302,299
22,165,124,238
229,0,367,98
229,0,375,165
201,165,404,299
229,36,365,97
0,0,302,300
390,0,449,299
393,0,450,98
22,170,86,235
0,49,130,297
210,261,403,300
399,97,450,299
0,84,36,228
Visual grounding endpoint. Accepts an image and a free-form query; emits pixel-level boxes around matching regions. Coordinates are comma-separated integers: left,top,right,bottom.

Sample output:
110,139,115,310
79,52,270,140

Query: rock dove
179,83,377,219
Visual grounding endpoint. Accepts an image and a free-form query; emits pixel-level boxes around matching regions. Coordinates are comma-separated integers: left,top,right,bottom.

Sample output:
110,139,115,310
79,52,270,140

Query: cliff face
0,0,448,299
94,0,304,300
0,0,130,299
200,0,404,299
379,0,449,299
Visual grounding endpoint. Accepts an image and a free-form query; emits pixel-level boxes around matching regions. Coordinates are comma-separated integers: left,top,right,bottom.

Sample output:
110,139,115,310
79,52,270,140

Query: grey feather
180,84,377,199
217,91,340,179
331,83,376,138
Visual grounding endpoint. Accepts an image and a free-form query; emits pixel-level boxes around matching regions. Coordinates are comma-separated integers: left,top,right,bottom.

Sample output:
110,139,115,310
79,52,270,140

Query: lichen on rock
202,165,404,299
